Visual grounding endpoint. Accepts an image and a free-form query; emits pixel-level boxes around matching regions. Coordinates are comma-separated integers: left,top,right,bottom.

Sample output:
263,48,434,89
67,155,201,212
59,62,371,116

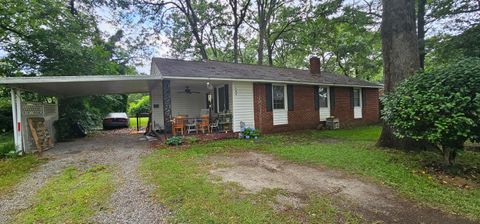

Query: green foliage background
127,94,150,116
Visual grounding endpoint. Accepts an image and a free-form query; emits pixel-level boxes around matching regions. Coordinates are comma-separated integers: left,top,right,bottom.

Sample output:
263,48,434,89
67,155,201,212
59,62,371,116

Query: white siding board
171,91,207,118
150,82,164,129
319,108,330,121
354,107,362,119
232,82,255,132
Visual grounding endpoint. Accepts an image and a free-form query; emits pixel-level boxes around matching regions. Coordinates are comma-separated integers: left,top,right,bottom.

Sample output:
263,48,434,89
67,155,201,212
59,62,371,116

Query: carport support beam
10,89,24,153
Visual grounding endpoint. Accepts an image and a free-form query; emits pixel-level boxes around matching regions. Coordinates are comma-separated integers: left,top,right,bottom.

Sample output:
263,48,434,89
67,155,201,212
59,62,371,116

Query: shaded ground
0,129,169,224
209,151,476,224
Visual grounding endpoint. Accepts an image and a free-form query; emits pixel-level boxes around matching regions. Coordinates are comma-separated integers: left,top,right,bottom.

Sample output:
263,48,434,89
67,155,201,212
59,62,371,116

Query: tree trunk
417,0,426,70
442,146,457,166
185,0,209,60
257,23,266,65
377,0,420,149
229,0,250,63
256,0,266,65
267,38,273,66
233,27,239,63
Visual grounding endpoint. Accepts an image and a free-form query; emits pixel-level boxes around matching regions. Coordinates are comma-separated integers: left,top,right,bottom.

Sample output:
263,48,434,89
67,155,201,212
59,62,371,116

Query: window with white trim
353,88,361,107
319,87,329,108
272,85,285,109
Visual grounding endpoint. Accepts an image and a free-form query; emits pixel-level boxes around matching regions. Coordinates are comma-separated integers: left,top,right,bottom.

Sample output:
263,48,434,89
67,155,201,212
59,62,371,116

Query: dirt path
209,151,476,224
0,130,169,224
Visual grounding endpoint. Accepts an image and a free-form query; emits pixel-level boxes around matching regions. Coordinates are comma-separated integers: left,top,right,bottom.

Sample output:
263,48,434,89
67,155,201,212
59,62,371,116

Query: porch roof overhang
0,75,163,97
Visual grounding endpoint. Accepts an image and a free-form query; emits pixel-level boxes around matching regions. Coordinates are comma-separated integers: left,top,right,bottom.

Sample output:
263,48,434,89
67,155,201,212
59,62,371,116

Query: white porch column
10,89,23,153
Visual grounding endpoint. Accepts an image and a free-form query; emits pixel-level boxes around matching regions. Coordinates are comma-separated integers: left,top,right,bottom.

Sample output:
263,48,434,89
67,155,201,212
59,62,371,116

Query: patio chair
186,119,198,134
172,116,186,136
198,114,209,134
209,119,219,133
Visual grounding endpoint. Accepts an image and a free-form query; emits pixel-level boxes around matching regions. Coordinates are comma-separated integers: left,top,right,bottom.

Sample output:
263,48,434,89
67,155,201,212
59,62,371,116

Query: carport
0,75,163,153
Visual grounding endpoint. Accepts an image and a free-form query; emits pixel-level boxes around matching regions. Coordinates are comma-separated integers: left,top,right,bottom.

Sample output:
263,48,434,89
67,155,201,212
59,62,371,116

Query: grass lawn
0,155,45,196
0,133,45,196
15,165,115,223
129,117,148,129
142,125,480,222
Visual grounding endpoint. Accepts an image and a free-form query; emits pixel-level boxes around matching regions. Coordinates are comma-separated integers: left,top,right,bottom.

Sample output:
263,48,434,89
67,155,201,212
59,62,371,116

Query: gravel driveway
0,130,169,224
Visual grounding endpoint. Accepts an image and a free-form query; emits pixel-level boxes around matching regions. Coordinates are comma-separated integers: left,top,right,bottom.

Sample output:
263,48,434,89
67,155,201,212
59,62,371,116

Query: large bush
382,58,480,165
128,95,150,116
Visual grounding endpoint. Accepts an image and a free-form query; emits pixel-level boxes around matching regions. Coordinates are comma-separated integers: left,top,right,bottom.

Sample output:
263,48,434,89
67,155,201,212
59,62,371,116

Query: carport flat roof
0,75,163,97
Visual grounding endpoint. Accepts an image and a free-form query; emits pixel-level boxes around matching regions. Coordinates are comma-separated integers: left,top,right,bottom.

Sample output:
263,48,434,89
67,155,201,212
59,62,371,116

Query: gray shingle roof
153,58,381,88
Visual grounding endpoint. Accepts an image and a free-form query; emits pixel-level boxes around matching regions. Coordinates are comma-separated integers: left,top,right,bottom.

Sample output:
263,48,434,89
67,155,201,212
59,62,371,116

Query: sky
95,6,172,75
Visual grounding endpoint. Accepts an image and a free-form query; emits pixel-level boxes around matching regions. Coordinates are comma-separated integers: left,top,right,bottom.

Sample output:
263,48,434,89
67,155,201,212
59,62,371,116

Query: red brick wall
253,83,379,133
330,87,354,126
330,87,380,128
363,88,380,123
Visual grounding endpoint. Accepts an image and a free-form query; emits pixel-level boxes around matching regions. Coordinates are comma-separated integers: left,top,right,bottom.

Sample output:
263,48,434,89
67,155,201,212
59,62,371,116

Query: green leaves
382,58,480,150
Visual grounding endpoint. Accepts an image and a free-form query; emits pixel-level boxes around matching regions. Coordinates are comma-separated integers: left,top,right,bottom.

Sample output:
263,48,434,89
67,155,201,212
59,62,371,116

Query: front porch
150,79,255,135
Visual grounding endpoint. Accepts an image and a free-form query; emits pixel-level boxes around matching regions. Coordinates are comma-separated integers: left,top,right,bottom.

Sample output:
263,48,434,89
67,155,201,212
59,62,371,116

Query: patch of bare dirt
208,151,475,224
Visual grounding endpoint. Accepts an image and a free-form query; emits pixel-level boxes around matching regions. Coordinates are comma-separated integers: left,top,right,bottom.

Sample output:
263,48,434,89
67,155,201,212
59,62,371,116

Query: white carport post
10,89,24,153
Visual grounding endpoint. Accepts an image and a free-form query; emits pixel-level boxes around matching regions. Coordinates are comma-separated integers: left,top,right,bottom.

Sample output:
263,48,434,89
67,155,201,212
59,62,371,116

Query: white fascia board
0,75,163,84
161,76,383,89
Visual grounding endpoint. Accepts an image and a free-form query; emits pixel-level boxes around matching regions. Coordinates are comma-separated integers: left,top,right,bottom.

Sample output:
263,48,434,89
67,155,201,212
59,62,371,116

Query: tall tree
417,0,426,69
255,0,280,65
228,0,251,63
377,0,420,148
265,4,299,66
135,0,222,60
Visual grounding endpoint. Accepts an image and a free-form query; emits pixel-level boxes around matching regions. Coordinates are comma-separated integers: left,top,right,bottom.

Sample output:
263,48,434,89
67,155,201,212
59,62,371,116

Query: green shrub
166,136,183,146
0,142,15,157
382,58,480,165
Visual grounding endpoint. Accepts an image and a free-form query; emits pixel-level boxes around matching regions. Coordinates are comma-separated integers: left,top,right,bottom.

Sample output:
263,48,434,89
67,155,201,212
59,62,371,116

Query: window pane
273,85,285,109
218,87,225,112
353,89,360,107
319,87,328,108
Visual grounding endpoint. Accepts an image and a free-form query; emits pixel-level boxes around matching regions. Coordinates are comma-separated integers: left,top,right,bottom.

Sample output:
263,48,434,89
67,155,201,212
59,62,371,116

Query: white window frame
353,88,362,119
216,85,227,113
318,86,330,109
319,86,331,121
272,84,287,111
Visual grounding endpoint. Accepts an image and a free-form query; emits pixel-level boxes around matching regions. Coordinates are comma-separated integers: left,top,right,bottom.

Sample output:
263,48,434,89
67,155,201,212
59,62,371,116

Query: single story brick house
1,56,381,152
149,57,381,133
